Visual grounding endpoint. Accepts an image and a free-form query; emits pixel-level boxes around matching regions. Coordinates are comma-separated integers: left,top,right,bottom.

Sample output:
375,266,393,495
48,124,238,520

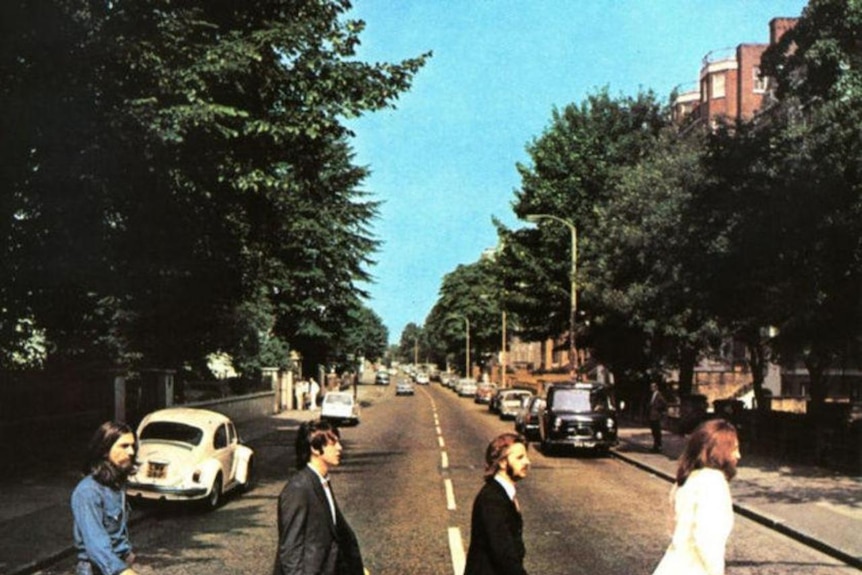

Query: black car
539,382,617,454
515,396,546,441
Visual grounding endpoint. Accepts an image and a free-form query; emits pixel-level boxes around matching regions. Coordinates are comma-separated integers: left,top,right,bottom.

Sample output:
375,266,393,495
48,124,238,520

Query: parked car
375,370,390,385
396,380,415,396
474,382,498,404
415,372,430,385
127,407,254,510
498,389,534,420
456,378,478,397
320,391,360,426
515,396,546,441
539,382,617,454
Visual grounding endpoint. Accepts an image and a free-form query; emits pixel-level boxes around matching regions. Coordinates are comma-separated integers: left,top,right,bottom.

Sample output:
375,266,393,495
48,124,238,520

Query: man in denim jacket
71,421,139,575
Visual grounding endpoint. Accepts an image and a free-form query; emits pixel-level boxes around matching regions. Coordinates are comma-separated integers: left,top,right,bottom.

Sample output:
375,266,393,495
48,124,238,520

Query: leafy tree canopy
0,0,429,374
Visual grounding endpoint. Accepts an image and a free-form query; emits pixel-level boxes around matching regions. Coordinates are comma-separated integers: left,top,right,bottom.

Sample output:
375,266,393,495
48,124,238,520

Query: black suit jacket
464,479,527,575
273,466,364,575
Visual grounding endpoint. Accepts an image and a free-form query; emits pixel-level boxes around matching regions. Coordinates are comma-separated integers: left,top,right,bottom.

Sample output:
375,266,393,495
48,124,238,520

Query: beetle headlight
607,418,616,430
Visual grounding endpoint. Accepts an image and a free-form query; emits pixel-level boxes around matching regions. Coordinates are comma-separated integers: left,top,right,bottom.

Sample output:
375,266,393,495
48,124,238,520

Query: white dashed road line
448,526,467,575
420,386,466,574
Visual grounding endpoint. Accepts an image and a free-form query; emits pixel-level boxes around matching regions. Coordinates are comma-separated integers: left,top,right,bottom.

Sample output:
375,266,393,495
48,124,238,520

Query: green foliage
424,257,505,372
0,0,428,374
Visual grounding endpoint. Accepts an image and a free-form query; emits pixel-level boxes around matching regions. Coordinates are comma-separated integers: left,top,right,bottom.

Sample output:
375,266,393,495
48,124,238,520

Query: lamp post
447,314,471,378
501,310,508,387
525,213,578,376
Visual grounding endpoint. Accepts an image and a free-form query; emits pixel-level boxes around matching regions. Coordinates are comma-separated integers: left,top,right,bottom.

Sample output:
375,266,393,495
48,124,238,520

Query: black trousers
649,419,662,449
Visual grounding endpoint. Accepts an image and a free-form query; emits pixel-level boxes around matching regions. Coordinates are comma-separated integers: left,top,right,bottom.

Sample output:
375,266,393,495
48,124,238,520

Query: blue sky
346,0,809,344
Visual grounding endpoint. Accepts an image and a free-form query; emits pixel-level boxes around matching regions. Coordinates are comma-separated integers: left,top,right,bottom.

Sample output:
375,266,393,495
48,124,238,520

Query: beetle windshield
140,421,204,445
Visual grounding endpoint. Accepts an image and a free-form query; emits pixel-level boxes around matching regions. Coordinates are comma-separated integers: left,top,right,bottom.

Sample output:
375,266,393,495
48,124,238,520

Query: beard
93,459,136,488
505,464,526,483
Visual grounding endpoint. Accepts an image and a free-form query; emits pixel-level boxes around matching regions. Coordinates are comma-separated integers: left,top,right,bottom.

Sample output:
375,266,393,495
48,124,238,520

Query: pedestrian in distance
274,419,367,575
652,419,741,575
648,382,668,452
71,421,141,575
464,432,531,575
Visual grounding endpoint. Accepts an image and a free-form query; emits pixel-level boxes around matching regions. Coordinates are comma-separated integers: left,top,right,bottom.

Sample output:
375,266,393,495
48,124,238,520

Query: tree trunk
677,345,697,397
747,340,768,411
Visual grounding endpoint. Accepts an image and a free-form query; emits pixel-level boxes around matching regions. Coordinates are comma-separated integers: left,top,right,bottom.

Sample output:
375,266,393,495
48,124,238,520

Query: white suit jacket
653,468,734,575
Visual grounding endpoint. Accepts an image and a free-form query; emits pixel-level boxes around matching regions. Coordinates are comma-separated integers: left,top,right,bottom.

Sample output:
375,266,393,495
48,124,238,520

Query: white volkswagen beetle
126,407,254,510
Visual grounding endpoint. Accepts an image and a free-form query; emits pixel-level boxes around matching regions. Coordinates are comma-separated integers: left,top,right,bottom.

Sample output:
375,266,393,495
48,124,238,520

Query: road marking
448,527,466,575
444,478,457,510
436,425,442,435
441,451,449,469
438,435,445,448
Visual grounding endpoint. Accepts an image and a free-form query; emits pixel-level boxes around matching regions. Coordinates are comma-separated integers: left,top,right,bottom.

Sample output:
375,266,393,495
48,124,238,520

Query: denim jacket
71,475,132,575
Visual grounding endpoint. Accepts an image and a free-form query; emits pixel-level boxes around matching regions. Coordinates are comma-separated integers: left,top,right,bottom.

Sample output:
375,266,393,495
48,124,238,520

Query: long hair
295,419,341,469
82,420,137,488
483,432,526,480
676,419,738,486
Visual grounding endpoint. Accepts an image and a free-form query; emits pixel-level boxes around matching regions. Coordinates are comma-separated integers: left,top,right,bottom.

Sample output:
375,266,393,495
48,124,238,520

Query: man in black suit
274,420,366,575
648,382,668,453
464,432,531,575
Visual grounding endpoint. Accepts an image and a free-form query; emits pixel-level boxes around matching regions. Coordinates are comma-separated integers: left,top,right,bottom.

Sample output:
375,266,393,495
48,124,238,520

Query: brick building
673,17,798,127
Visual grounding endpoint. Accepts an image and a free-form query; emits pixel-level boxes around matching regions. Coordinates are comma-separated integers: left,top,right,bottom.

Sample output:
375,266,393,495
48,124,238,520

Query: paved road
27,380,861,575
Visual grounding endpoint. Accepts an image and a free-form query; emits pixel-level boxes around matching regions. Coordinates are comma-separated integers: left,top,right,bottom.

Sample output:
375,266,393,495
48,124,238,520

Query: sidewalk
613,424,862,569
0,409,318,575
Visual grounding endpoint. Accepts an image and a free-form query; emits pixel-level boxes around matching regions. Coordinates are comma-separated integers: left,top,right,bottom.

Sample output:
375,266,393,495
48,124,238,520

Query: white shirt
308,466,337,525
494,475,517,503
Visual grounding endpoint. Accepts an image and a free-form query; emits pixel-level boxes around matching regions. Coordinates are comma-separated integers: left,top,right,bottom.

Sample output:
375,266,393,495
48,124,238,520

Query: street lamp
525,213,578,376
447,314,471,378
501,310,508,388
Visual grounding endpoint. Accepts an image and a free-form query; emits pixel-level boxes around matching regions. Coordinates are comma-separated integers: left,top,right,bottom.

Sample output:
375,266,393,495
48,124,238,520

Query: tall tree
425,258,504,375
753,0,862,407
0,0,429,375
500,88,669,373
590,130,717,396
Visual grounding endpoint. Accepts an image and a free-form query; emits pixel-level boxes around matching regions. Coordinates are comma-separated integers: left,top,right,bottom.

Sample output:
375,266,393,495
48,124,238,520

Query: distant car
415,372,430,385
515,396,546,441
456,378,478,397
539,382,618,454
375,371,390,385
320,391,360,426
498,389,534,420
396,380,415,396
474,382,498,404
127,407,254,510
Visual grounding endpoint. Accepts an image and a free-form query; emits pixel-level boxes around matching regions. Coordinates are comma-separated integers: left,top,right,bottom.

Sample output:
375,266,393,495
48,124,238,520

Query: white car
456,378,478,397
127,407,254,510
320,391,360,426
499,390,534,420
415,372,430,385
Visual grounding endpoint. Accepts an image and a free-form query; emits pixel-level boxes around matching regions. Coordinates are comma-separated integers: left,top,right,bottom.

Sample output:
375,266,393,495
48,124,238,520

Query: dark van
539,382,618,454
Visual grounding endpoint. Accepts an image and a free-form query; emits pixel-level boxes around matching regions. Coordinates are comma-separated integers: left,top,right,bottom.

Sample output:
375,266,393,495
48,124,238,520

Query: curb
610,447,862,570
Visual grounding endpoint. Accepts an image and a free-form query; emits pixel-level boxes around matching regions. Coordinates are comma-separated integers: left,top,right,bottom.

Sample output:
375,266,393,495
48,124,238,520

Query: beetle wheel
205,473,223,510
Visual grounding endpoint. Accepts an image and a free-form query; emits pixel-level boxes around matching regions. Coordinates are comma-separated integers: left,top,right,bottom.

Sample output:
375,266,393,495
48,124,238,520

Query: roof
140,407,232,427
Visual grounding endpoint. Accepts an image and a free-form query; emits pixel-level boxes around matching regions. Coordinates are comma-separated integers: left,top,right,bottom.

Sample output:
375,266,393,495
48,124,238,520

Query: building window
753,66,767,93
712,73,726,98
